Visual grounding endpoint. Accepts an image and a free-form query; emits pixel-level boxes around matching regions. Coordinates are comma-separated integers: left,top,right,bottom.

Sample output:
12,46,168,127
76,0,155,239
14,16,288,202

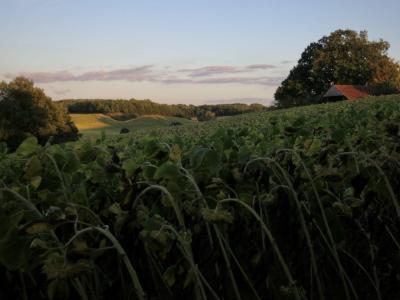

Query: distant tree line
58,99,266,121
198,103,265,116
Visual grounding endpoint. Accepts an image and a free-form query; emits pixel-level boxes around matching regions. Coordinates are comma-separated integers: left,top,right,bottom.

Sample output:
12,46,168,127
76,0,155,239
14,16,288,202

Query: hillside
59,99,266,121
1,95,400,299
70,113,195,137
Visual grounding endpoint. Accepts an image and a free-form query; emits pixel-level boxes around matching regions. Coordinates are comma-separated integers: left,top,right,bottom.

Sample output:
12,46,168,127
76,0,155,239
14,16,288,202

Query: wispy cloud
197,76,283,86
179,64,279,76
246,64,277,70
6,64,284,87
179,66,247,77
281,60,293,64
6,65,156,83
160,78,195,84
51,88,71,95
161,76,284,86
5,71,75,83
76,65,155,81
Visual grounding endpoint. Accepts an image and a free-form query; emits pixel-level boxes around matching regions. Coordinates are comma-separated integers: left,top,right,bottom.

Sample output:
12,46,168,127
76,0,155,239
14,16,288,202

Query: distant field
70,113,194,137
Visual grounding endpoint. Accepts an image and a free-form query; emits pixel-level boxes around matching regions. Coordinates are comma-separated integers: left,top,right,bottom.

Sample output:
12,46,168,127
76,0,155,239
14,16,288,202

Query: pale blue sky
1,0,399,104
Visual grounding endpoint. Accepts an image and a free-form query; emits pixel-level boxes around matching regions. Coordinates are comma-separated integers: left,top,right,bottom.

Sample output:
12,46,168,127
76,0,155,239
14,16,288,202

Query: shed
322,85,370,101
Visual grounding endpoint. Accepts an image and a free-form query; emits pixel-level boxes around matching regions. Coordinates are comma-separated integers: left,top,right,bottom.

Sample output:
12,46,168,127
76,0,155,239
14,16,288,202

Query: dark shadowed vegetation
1,95,400,299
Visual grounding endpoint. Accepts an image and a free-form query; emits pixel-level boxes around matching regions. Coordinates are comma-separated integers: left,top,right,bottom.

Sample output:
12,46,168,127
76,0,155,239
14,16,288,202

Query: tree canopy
59,99,266,120
0,77,79,150
275,29,400,107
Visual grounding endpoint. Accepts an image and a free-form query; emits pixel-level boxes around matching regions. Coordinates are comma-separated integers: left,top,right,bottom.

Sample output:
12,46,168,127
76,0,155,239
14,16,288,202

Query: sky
1,0,399,105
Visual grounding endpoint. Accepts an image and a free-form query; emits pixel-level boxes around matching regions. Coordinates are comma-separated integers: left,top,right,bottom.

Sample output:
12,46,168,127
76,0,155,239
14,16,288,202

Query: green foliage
1,95,400,299
199,103,265,117
0,77,79,150
119,127,130,134
59,98,266,120
275,29,400,107
196,110,216,121
0,210,30,271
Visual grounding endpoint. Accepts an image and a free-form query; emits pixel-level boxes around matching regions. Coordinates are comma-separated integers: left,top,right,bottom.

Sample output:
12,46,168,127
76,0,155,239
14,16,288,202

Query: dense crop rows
1,95,400,299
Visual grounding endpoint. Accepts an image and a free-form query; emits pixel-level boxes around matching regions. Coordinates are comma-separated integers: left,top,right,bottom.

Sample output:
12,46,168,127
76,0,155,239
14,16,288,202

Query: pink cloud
5,64,283,87
161,76,284,86
179,66,247,77
6,65,156,83
246,64,277,70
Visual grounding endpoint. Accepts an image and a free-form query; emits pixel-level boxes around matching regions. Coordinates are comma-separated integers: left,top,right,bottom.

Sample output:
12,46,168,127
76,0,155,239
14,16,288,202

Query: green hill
70,113,195,137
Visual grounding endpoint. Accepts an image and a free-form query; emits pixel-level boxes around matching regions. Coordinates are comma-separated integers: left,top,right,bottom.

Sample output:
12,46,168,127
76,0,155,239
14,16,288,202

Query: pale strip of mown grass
70,114,114,130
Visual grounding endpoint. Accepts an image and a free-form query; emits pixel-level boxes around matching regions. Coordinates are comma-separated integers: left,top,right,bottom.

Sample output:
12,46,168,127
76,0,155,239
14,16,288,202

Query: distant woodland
58,99,266,121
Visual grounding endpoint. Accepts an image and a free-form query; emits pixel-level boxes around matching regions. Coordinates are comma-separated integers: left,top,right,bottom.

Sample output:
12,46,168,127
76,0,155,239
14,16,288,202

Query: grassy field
70,113,195,137
2,95,400,300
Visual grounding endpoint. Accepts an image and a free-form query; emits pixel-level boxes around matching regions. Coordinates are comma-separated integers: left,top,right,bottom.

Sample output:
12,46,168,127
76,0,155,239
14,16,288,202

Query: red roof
324,85,370,100
335,85,370,100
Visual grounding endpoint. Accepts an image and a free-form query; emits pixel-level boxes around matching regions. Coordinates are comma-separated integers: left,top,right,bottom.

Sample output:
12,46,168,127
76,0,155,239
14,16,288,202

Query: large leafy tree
0,77,79,150
275,29,400,107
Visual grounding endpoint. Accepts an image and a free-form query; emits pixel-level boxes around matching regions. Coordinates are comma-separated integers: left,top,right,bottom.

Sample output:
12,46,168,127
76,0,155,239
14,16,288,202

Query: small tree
197,110,216,121
0,77,78,150
120,127,130,134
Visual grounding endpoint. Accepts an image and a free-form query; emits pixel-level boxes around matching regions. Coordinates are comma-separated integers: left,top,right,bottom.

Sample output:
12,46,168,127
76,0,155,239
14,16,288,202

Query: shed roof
323,85,370,100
